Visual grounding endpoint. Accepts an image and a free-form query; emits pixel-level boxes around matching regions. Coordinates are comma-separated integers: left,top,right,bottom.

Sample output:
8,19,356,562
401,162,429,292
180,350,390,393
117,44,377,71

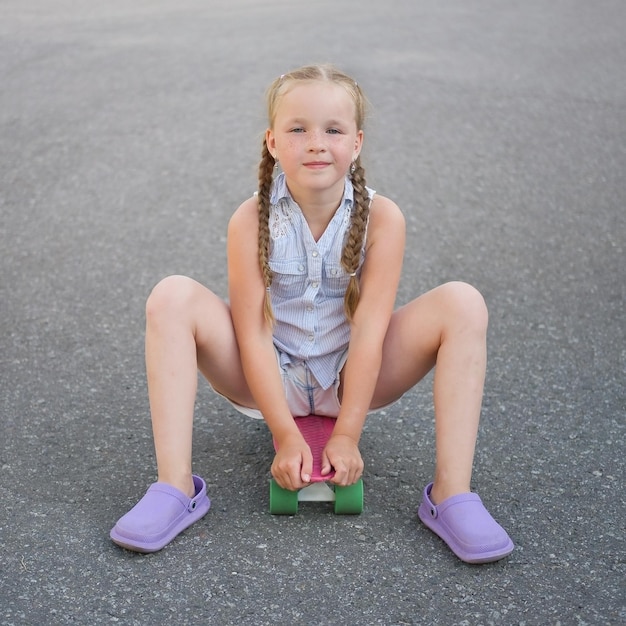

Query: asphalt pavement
1,1,624,624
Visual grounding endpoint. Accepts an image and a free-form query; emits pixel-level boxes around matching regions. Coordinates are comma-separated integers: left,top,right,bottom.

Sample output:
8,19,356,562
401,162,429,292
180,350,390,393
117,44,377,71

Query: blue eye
327,128,341,134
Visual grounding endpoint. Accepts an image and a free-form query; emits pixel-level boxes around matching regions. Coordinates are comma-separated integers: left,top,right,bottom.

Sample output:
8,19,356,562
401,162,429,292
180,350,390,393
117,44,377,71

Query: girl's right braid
258,139,276,325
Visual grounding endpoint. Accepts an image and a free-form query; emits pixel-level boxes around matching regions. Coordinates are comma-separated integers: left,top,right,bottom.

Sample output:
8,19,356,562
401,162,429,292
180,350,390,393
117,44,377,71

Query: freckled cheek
277,139,301,161
285,138,300,151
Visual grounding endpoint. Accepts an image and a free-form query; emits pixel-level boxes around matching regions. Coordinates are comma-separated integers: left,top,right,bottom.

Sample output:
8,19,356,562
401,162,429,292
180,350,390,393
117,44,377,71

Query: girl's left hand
321,434,364,486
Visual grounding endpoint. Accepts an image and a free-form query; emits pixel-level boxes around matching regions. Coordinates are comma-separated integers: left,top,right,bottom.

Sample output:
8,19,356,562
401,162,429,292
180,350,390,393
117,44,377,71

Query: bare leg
145,275,255,496
371,281,488,503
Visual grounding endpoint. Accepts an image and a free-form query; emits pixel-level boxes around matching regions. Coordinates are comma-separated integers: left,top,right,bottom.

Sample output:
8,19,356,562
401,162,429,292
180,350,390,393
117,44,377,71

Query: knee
440,281,488,332
146,275,197,322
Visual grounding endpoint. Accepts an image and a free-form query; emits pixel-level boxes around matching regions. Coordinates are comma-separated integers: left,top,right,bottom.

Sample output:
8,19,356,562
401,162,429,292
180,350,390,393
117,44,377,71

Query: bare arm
227,198,313,488
323,194,406,483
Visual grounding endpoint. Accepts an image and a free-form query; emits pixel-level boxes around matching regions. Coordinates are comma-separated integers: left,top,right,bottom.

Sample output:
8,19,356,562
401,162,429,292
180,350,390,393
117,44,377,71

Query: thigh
183,282,258,410
370,283,469,409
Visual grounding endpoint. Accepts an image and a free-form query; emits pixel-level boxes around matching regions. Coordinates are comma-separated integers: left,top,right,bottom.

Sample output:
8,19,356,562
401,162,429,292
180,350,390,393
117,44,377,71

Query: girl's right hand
271,434,313,491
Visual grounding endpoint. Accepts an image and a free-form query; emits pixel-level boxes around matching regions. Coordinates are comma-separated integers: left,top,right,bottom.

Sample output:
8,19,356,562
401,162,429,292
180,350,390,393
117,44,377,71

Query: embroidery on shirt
340,201,353,230
270,199,293,240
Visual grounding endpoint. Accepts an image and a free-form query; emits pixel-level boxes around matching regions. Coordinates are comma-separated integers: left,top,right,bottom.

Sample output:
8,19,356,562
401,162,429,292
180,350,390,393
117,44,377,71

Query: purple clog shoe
111,475,210,553
418,482,514,564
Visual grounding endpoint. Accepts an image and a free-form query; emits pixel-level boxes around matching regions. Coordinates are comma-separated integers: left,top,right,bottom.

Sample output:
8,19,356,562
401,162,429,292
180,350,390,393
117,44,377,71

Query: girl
110,64,514,563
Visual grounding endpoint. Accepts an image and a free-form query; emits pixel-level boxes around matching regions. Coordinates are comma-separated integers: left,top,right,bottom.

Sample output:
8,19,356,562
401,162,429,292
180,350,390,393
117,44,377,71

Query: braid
342,157,370,321
258,138,276,325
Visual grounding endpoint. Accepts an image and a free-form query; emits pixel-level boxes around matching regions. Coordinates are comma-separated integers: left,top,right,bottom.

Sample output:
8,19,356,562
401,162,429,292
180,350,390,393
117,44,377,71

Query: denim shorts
219,347,347,420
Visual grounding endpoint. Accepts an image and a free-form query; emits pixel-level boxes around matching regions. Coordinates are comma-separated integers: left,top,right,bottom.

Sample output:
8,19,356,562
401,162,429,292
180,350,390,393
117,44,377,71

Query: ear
265,128,277,158
352,130,364,162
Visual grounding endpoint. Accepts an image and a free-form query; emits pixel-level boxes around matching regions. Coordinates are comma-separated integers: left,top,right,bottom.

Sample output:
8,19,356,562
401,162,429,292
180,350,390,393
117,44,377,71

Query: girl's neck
286,179,345,241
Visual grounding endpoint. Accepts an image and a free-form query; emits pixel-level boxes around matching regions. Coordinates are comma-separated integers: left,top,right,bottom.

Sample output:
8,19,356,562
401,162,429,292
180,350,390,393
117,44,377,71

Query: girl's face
266,81,363,201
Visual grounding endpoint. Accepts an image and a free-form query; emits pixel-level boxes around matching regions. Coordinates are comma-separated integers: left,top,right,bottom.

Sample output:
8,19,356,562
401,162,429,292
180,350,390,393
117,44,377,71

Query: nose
307,129,326,152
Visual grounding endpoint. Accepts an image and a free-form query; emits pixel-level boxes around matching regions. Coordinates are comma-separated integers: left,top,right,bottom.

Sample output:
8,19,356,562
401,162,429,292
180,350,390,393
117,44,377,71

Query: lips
303,161,330,168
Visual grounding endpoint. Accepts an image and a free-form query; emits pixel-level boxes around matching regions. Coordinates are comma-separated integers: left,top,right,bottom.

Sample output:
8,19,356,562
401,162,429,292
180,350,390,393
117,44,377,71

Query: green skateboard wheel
269,479,298,515
334,479,364,514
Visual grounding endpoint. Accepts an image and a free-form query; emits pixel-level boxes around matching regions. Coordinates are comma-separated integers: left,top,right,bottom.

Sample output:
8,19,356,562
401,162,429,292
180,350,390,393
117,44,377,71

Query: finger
349,461,364,485
271,465,288,490
289,457,309,490
272,458,298,491
272,468,289,490
349,468,362,486
320,449,333,476
331,461,348,486
301,449,313,484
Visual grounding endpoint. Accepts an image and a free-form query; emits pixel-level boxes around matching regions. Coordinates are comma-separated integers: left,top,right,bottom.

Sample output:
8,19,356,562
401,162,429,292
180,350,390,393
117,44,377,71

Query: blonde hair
257,64,370,324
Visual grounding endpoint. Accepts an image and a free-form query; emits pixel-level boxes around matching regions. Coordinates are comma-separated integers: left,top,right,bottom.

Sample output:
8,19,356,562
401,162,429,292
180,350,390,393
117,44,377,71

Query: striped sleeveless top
268,172,374,389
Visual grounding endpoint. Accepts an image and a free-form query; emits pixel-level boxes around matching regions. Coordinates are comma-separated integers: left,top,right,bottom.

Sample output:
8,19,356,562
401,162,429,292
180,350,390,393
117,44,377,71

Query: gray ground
1,1,624,624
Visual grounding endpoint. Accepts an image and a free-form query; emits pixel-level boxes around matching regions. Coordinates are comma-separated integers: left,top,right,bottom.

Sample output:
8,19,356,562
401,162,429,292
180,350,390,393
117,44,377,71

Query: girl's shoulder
229,195,258,230
364,193,405,255
368,193,405,232
369,192,400,210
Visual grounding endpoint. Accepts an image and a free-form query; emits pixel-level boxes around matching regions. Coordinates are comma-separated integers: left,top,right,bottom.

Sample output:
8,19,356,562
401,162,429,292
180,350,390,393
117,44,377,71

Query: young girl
110,64,514,563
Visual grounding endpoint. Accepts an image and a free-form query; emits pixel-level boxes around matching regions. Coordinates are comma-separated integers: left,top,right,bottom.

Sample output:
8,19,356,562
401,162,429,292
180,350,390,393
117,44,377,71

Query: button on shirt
267,173,374,390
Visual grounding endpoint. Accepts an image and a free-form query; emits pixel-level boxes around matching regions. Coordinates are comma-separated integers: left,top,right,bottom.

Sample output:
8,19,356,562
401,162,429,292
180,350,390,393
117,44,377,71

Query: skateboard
269,414,364,515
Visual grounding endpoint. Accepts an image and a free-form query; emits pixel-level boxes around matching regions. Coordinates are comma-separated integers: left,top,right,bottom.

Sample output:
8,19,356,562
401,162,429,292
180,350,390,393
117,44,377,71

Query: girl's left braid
342,157,370,320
